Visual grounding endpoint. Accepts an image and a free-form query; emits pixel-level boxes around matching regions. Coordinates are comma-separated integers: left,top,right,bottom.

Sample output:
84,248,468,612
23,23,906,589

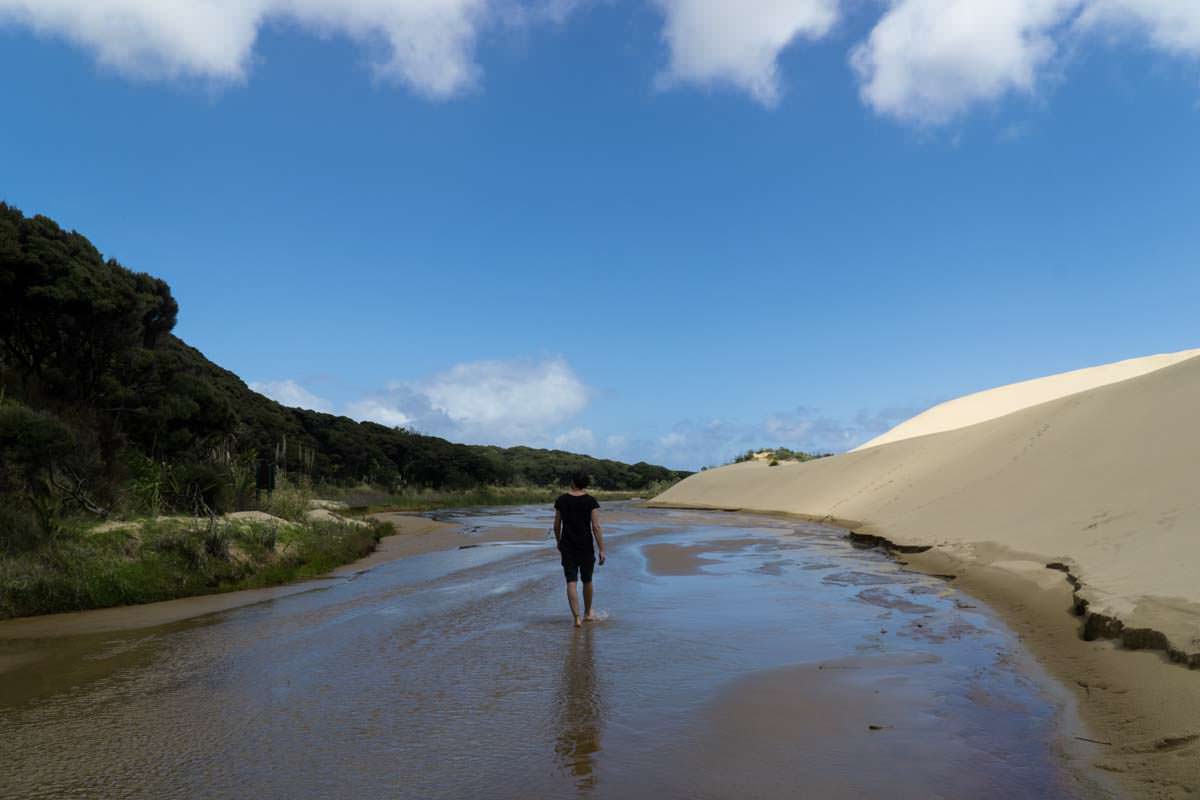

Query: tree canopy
0,202,686,529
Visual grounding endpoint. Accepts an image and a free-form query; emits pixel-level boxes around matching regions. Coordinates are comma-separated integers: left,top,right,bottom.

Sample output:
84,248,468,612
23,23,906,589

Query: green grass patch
0,515,389,620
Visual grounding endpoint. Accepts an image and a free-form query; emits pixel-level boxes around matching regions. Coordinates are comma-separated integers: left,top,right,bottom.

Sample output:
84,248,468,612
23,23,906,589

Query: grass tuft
0,515,390,620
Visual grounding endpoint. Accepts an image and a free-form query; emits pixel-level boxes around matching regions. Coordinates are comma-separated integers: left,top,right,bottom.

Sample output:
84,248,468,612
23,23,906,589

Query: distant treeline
0,203,687,543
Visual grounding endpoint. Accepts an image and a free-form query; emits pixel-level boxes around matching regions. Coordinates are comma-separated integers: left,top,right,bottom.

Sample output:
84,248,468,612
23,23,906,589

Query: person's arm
554,508,563,548
591,508,605,565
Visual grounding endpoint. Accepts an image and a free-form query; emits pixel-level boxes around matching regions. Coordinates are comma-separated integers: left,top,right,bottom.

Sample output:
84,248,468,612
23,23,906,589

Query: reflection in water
555,627,601,793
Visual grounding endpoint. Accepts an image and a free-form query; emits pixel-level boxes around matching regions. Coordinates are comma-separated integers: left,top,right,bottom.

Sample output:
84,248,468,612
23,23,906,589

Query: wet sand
0,505,1114,799
338,512,544,572
644,653,1056,800
0,581,331,644
640,539,755,575
907,548,1200,798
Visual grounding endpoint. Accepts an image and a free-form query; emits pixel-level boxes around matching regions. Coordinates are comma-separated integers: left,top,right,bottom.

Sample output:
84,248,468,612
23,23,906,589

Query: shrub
122,451,166,517
153,526,204,570
258,474,314,522
162,461,234,515
234,522,278,556
0,506,44,553
203,520,230,561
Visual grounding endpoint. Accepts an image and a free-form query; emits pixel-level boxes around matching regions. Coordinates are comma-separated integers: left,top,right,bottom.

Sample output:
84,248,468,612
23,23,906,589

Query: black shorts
561,550,595,584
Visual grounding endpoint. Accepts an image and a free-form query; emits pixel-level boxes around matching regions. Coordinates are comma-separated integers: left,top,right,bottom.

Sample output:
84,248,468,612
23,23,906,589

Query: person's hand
598,549,606,566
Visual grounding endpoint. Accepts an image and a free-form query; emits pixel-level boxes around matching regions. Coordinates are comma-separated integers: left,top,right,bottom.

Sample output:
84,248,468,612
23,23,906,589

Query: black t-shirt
555,493,599,556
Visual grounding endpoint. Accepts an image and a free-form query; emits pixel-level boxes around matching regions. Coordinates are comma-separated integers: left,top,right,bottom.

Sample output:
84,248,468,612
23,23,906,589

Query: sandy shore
651,349,1200,797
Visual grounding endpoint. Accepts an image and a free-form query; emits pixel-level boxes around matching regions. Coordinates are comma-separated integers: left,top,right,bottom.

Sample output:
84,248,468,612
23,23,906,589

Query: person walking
554,471,606,627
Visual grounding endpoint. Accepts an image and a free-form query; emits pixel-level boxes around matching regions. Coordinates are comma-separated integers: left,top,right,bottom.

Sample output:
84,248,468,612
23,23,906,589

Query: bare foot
584,612,598,622
574,615,582,628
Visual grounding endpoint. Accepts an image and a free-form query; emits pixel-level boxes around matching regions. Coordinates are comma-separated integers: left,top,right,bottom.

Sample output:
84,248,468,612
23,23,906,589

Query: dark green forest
0,203,687,542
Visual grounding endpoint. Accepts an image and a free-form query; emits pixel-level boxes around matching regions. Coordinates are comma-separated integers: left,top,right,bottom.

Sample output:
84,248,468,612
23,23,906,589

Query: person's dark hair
570,471,590,490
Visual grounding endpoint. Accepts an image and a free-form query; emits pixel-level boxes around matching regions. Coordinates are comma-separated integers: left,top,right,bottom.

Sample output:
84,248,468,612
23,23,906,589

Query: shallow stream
0,504,1110,799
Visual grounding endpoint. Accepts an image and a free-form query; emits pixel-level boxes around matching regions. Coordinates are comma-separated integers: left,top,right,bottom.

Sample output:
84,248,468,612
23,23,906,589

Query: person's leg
566,581,581,626
581,559,596,620
563,556,582,626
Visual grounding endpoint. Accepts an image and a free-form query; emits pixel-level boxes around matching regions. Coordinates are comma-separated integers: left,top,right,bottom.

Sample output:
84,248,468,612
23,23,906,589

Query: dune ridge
853,348,1200,451
651,350,1200,662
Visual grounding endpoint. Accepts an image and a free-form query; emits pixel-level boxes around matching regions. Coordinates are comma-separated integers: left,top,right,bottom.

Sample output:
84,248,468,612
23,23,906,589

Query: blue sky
1,1,1198,469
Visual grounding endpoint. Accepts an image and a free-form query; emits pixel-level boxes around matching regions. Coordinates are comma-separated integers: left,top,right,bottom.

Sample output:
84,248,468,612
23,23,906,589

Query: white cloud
285,0,488,97
344,397,415,428
652,0,840,104
413,357,589,436
250,379,334,413
605,434,628,452
349,357,591,444
4,0,1200,118
851,0,1078,125
0,0,507,97
554,426,596,451
0,1,261,81
851,0,1200,125
1076,0,1200,56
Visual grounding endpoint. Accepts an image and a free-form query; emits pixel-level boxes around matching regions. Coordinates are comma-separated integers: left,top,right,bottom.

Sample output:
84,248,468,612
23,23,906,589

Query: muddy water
0,506,1112,799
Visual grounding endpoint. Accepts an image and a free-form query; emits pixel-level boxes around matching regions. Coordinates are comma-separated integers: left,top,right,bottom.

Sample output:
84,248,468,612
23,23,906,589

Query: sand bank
651,350,1200,796
640,538,764,575
338,512,544,573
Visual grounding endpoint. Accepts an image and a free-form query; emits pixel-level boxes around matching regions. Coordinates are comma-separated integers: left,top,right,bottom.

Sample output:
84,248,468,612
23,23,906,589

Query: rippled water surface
0,505,1106,799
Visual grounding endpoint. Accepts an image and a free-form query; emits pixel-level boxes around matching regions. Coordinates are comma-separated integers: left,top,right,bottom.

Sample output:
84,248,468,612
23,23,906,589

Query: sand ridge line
854,347,1200,451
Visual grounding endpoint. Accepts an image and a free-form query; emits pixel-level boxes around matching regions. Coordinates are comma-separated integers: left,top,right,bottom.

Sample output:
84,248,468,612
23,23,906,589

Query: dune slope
652,352,1200,660
853,348,1200,451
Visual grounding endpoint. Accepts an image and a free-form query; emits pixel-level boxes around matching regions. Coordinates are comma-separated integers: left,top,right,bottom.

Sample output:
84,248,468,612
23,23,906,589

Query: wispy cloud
600,405,924,470
997,120,1034,142
347,356,591,445
249,378,334,413
1078,0,1200,58
554,426,596,452
251,364,926,469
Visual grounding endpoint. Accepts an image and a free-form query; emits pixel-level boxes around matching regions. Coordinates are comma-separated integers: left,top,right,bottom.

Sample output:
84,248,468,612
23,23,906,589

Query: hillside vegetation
0,203,685,615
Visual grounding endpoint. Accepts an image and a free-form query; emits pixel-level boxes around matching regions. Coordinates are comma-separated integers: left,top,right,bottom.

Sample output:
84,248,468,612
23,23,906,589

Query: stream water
0,504,1110,799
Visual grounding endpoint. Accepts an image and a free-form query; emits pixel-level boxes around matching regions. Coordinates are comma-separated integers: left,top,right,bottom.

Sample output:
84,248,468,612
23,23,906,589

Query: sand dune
652,350,1200,661
853,348,1200,451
